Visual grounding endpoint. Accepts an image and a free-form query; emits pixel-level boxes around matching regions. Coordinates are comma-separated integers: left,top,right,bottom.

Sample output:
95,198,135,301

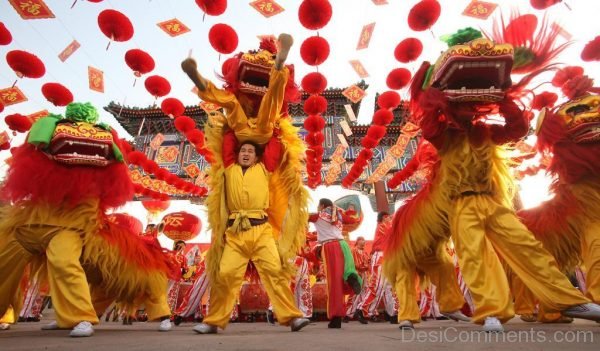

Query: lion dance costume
184,35,310,332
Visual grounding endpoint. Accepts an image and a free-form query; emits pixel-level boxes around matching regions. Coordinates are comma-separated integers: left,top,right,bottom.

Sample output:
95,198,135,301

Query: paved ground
1,314,599,351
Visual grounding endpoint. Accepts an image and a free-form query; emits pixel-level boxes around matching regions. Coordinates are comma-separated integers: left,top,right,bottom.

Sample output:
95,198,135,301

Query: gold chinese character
20,1,41,15
165,216,183,226
3,92,18,101
167,23,181,32
260,3,274,12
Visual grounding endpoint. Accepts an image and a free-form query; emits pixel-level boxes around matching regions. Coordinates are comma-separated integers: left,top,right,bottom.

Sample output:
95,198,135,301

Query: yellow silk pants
450,195,589,324
0,226,98,328
394,249,465,323
204,223,302,329
0,306,15,324
90,286,170,321
581,222,600,303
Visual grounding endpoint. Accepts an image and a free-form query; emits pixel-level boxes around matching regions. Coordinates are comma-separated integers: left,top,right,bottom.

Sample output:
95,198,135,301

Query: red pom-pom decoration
41,83,74,107
298,0,332,30
0,22,12,46
161,98,185,118
185,129,205,146
304,95,328,115
358,148,373,160
305,132,325,146
302,72,328,94
145,75,171,98
126,151,146,165
208,23,238,55
394,38,423,63
97,9,134,42
386,69,412,90
361,136,378,149
5,114,32,133
407,0,441,32
366,125,387,141
174,116,196,133
6,50,45,79
551,66,584,87
303,115,325,133
372,109,394,126
195,0,227,16
581,36,600,62
377,91,402,109
125,49,155,77
531,92,558,110
530,0,561,10
300,36,330,66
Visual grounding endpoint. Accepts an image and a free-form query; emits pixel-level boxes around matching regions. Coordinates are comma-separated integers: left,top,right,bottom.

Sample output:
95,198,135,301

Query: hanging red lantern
5,114,32,135
394,38,423,63
208,23,238,55
0,22,12,46
300,36,330,66
145,75,171,99
530,0,562,10
97,9,134,50
195,0,227,16
303,95,328,115
174,116,196,133
6,50,45,81
298,0,333,30
386,68,412,90
142,199,171,223
108,213,143,235
303,115,325,133
41,83,74,107
161,98,185,118
581,36,600,62
125,49,155,86
407,0,441,32
301,72,328,94
161,211,202,241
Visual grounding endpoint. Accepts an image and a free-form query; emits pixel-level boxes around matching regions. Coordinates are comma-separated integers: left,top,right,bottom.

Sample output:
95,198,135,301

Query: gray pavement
1,315,599,351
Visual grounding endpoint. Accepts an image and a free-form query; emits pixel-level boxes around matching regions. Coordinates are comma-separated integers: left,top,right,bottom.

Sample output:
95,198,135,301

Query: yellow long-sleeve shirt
224,163,270,232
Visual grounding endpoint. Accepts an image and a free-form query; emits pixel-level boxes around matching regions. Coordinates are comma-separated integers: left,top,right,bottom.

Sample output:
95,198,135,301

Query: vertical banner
58,40,81,62
356,23,376,50
88,66,104,93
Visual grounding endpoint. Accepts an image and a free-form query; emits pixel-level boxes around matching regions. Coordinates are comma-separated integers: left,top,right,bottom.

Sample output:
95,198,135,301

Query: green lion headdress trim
65,102,99,124
440,27,482,47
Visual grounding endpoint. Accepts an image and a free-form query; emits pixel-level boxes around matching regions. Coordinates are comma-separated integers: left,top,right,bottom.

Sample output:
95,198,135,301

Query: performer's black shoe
266,310,275,325
328,317,342,329
173,315,183,326
347,274,362,295
389,315,399,324
356,310,368,324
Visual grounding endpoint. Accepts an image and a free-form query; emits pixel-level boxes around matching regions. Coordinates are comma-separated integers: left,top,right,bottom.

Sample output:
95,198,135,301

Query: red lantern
581,36,600,62
145,75,171,99
195,0,227,16
161,98,185,118
41,83,74,107
530,0,562,10
5,114,32,135
386,68,412,90
300,36,330,66
142,199,171,223
161,211,202,241
97,9,134,50
303,95,328,115
301,72,328,94
298,0,332,30
208,23,238,55
108,213,143,235
407,0,441,32
394,38,423,63
174,116,196,133
125,49,155,86
0,22,12,46
6,50,46,81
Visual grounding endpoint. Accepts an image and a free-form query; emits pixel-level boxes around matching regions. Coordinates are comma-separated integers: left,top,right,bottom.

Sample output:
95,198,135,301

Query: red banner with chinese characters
250,0,284,18
349,60,369,78
462,1,497,20
58,40,81,62
9,0,55,20
184,163,201,178
199,101,221,113
27,110,49,123
342,85,366,104
156,145,179,164
356,23,376,50
157,18,191,37
150,133,165,150
0,87,28,106
88,66,104,93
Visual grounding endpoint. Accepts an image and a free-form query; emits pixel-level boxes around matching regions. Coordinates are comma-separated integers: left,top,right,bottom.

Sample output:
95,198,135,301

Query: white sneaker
0,323,10,330
290,317,310,332
69,321,94,337
562,303,600,321
398,320,414,330
482,317,503,332
41,321,59,330
442,310,471,322
158,319,172,332
193,323,217,334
